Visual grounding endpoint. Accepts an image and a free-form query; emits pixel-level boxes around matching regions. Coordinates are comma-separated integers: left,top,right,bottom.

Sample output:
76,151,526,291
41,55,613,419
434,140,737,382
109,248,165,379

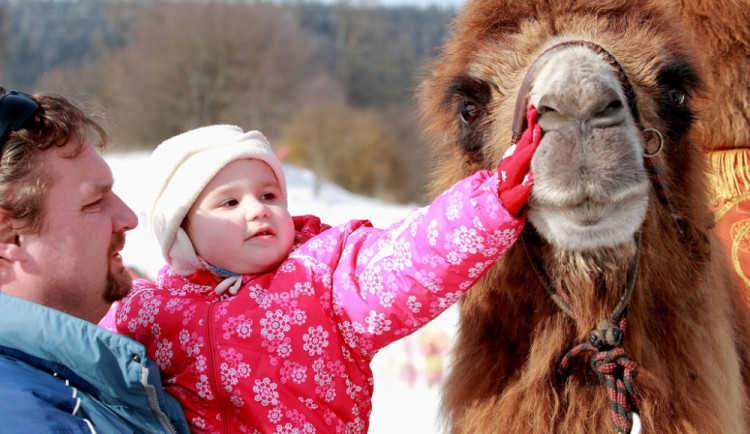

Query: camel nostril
586,95,627,129
536,94,560,117
596,99,623,117
536,104,570,132
537,105,558,118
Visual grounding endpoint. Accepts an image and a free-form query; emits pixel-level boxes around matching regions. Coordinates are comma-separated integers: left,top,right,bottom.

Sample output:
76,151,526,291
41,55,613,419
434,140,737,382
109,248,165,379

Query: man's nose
113,193,138,232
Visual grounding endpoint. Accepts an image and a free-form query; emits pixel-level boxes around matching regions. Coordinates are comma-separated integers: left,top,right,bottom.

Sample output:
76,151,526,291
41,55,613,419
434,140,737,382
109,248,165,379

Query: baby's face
184,159,295,275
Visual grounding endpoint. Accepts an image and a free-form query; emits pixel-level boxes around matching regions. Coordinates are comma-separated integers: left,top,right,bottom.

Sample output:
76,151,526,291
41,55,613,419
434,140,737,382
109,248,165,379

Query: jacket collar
0,293,149,405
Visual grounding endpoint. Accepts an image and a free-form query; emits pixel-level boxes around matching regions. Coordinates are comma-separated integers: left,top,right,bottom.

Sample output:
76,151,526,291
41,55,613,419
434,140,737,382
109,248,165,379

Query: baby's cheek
283,217,297,250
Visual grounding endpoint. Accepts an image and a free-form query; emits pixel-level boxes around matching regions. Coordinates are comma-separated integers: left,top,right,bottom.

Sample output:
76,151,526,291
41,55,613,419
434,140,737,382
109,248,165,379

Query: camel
416,0,750,432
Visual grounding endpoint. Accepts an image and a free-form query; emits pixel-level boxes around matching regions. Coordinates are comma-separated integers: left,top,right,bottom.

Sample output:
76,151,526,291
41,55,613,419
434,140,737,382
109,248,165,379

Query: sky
106,151,459,433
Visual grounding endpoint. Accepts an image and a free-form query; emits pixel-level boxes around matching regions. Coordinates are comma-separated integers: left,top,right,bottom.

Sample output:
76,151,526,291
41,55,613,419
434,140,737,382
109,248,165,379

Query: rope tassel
556,315,641,434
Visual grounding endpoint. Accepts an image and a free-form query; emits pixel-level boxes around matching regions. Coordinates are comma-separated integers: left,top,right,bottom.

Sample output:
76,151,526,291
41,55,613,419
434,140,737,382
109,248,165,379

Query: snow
106,151,457,433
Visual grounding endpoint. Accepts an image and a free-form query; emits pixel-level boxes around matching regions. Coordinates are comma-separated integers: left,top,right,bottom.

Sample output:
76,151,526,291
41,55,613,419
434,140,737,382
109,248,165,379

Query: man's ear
0,211,22,261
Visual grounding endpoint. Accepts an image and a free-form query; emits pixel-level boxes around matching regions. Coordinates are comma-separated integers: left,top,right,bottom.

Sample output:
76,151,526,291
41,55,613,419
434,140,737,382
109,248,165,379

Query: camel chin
527,188,649,251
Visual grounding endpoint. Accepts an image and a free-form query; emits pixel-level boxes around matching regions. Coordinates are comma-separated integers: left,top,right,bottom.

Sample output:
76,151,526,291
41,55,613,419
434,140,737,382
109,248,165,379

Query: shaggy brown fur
417,0,750,432
672,0,750,151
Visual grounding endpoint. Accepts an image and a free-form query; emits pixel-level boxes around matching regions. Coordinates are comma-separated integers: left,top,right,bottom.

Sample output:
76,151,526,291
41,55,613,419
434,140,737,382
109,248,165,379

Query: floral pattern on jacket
113,169,523,433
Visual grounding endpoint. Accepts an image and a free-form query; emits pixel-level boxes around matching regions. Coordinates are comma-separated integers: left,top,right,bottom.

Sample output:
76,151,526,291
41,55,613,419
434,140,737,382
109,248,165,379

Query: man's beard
103,232,132,303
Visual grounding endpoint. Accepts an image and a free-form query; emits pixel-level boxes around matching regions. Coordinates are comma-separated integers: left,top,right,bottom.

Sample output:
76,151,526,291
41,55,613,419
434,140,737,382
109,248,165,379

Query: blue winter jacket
0,293,189,433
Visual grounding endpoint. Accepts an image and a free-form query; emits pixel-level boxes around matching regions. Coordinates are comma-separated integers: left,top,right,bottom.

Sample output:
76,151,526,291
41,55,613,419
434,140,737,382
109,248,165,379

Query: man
0,88,188,433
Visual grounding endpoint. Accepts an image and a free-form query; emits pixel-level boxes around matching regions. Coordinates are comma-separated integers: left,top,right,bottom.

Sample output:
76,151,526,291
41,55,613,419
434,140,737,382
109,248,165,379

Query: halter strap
511,40,641,141
521,227,640,331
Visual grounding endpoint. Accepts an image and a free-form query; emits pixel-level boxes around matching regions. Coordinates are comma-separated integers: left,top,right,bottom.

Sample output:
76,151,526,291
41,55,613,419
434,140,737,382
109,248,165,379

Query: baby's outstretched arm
316,105,541,356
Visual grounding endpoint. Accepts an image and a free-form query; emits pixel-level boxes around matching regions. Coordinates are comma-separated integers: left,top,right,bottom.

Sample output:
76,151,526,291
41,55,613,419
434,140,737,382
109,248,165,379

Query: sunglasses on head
0,89,41,153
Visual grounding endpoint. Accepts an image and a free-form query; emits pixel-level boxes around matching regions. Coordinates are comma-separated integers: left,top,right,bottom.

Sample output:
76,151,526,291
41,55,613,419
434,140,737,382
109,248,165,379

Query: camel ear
0,211,22,261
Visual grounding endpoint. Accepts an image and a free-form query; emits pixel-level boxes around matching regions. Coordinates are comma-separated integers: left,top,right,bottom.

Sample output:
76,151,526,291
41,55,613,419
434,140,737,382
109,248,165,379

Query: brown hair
0,88,109,233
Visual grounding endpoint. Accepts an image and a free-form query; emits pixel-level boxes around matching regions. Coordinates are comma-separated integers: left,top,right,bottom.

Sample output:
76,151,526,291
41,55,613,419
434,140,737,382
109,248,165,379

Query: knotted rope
557,314,641,434
522,228,642,433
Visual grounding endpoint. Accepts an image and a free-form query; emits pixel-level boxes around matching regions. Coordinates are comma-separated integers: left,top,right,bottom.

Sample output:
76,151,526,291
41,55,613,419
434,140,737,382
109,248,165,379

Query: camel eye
668,90,686,108
460,103,481,125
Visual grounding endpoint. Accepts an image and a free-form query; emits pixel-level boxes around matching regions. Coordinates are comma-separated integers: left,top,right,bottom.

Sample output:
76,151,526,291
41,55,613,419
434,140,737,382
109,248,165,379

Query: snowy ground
106,151,457,433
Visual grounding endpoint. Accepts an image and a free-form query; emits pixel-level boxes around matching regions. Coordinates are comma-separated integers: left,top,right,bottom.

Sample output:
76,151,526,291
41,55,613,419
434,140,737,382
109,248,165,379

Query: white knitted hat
148,125,287,275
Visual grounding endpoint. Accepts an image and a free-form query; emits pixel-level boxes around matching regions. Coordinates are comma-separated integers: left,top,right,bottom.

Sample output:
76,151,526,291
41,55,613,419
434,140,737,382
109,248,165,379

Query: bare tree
284,101,407,201
1,0,119,90
25,0,453,202
93,1,324,147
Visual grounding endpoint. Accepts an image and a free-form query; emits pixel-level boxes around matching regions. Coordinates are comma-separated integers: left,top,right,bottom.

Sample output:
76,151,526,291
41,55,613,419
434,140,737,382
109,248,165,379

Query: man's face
17,138,138,322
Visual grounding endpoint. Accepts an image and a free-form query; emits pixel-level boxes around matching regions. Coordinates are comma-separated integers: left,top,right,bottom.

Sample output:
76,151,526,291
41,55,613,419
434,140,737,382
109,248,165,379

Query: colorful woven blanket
707,149,750,290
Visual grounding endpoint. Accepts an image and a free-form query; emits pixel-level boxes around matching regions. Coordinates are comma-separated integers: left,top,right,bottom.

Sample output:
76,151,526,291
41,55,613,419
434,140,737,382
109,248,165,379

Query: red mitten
498,104,541,216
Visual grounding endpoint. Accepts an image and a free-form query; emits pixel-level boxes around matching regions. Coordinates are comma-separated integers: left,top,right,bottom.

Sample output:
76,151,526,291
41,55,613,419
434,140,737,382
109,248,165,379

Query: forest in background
0,0,458,203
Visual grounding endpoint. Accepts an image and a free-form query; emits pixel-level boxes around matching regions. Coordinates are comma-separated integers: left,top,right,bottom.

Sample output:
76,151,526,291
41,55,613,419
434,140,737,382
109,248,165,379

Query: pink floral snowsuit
112,170,523,433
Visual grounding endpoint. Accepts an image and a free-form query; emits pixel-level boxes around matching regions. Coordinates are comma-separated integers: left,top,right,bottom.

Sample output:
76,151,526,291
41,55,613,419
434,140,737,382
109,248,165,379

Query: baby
106,109,539,433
